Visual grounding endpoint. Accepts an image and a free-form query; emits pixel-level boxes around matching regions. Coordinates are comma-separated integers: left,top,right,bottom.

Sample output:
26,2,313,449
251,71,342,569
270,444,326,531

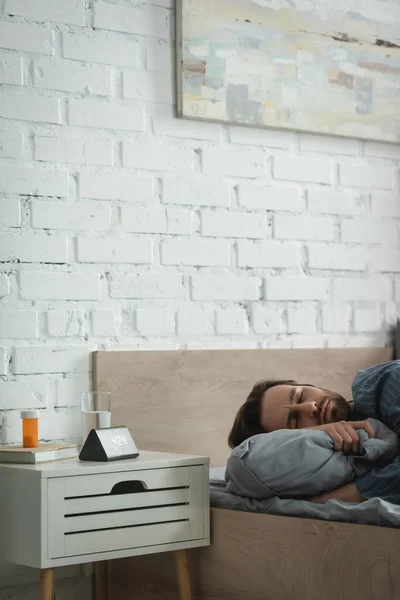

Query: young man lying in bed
228,360,400,505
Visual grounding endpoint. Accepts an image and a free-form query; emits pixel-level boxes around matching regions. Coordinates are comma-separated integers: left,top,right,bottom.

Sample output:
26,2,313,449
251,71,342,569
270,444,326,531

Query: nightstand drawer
47,465,206,558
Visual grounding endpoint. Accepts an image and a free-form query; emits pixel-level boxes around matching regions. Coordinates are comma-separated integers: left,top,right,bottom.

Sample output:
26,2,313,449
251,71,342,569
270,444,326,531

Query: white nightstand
0,451,210,600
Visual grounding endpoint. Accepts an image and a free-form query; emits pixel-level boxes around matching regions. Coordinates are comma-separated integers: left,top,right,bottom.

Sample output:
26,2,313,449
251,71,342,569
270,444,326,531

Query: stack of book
0,443,79,464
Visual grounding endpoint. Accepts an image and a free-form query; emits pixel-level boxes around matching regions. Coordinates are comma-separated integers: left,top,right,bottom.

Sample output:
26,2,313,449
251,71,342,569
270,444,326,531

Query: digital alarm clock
79,426,139,462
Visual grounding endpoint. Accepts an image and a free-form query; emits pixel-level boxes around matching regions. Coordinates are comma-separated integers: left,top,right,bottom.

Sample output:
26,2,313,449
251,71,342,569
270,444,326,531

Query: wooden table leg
94,561,109,600
174,550,192,600
40,568,54,600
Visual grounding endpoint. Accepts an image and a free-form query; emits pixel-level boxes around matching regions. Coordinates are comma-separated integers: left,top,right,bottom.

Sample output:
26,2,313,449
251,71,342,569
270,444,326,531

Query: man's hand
308,420,375,453
311,483,366,504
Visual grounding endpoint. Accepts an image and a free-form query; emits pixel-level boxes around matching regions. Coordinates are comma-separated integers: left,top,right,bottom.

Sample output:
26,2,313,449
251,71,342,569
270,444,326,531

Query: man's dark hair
228,379,298,449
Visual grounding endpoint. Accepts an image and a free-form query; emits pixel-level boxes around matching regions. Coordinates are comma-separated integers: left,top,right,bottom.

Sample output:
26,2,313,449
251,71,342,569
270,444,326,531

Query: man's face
260,384,350,432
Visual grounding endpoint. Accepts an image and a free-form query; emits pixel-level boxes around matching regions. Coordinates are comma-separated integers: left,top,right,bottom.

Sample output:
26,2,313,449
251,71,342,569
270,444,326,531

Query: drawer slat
64,520,192,556
65,505,190,533
64,467,190,498
65,488,189,515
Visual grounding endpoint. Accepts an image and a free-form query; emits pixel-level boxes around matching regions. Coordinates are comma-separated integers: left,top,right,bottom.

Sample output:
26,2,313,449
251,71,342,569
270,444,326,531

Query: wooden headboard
93,347,393,466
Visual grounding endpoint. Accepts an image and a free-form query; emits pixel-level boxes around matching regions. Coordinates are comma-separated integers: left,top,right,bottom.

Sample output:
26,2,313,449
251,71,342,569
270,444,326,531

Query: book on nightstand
0,443,80,464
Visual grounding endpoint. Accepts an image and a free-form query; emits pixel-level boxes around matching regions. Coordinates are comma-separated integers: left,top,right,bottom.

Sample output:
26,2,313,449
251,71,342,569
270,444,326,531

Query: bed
93,346,400,600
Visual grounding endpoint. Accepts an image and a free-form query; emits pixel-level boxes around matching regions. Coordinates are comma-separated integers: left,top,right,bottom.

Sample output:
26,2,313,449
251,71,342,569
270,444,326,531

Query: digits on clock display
111,435,128,446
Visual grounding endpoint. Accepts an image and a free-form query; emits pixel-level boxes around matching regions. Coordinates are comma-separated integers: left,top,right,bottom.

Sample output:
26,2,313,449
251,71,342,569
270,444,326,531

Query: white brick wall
0,0,399,596
34,60,111,95
47,310,84,337
216,310,248,335
0,130,23,158
0,197,21,227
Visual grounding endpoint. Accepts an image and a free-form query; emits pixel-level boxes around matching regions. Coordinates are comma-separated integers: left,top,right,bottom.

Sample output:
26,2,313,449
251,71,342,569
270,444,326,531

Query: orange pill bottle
21,410,39,448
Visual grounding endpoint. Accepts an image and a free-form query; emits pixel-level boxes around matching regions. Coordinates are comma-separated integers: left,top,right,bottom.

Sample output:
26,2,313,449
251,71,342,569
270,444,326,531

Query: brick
266,276,330,300
0,55,23,85
0,233,68,264
187,341,256,350
136,309,175,336
47,311,84,337
0,348,6,375
345,334,386,348
123,142,193,172
124,72,173,104
34,60,111,96
0,378,49,410
0,167,68,197
322,305,351,333
191,275,260,301
91,310,117,337
395,279,400,302
371,194,400,218
201,211,266,239
177,309,212,336
35,136,112,166
146,40,173,71
20,272,100,300
280,335,325,349
202,149,266,178
0,311,37,339
252,306,283,334
341,219,397,244
300,134,361,155
372,249,400,273
56,376,89,408
354,308,382,333
63,32,138,68
110,273,183,299
238,241,299,268
0,91,60,124
93,2,170,39
238,184,301,211
162,178,230,207
13,346,90,375
0,197,21,227
32,201,111,231
69,99,144,132
0,130,23,159
333,277,391,301
121,206,192,235
287,308,316,334
216,310,248,335
0,21,53,55
339,162,394,189
153,117,221,141
230,126,293,148
308,244,368,271
274,215,334,241
77,237,152,264
273,157,331,184
79,173,153,202
161,240,230,266
0,274,10,297
307,190,364,216
5,0,85,25
364,142,400,159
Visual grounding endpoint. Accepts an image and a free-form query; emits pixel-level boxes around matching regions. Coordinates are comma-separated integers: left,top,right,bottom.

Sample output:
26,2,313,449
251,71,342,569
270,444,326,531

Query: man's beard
325,395,350,423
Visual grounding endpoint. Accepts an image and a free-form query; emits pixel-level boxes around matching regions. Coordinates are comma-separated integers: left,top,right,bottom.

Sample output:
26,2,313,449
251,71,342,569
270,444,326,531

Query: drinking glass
81,391,112,443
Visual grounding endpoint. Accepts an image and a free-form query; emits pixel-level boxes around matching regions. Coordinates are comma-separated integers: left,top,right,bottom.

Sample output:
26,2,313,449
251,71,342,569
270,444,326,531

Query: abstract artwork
177,0,400,142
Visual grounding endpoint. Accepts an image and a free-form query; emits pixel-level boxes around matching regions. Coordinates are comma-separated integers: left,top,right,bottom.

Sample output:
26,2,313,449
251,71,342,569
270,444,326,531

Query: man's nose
299,401,319,420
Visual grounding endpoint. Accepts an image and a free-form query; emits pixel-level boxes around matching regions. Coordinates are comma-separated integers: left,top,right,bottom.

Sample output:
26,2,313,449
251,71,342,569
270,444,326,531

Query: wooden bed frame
93,347,400,600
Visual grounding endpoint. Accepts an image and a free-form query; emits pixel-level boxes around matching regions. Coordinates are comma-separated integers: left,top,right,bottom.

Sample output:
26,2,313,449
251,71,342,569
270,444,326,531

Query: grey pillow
225,419,399,499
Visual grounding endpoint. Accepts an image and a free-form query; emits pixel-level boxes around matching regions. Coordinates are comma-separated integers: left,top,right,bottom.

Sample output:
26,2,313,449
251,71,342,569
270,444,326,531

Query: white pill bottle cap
21,410,39,419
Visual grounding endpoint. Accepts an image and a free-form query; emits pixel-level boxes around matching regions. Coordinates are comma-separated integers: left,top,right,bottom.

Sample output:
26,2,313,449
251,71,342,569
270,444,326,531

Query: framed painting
176,0,400,142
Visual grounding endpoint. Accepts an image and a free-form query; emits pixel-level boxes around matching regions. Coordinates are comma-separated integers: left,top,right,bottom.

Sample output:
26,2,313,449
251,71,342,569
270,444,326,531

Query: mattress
209,467,400,528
